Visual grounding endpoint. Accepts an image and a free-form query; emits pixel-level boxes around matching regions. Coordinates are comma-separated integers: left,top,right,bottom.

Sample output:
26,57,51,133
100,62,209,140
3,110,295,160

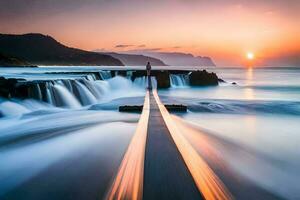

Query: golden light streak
106,91,150,200
171,115,226,168
244,68,254,99
152,90,232,200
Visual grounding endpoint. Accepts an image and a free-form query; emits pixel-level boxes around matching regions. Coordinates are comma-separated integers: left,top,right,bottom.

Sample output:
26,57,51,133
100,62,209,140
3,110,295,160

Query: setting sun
246,52,255,60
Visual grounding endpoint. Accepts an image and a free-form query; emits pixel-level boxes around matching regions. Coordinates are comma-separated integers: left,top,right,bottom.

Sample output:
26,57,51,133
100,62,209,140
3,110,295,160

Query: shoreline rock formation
0,69,221,100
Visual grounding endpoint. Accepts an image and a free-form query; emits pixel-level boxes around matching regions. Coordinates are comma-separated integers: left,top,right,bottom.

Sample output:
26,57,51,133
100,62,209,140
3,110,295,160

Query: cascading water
93,80,110,95
82,79,103,99
132,76,158,89
170,74,189,88
62,80,73,93
74,80,98,106
133,76,147,88
45,82,55,105
99,71,112,80
52,84,81,108
0,74,147,118
0,101,30,116
43,76,144,108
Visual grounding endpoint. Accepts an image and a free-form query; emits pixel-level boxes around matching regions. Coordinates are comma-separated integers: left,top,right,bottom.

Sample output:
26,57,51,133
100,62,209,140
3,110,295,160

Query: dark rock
0,77,10,98
110,71,116,77
119,105,143,112
132,70,147,80
119,104,187,113
131,70,171,88
28,83,43,100
218,78,226,83
116,70,127,77
14,84,30,99
0,78,51,100
39,82,48,102
169,70,190,75
155,70,170,88
0,77,18,98
165,104,187,112
232,82,237,85
110,70,127,77
189,70,219,86
133,69,219,88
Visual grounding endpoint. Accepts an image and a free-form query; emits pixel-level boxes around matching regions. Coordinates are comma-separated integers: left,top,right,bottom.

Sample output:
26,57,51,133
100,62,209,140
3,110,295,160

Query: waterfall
107,76,133,90
151,77,157,89
133,76,147,88
28,84,43,100
45,82,55,105
38,77,128,108
52,84,81,108
99,71,112,80
74,80,98,106
1,74,147,114
86,74,97,81
93,80,110,95
36,84,43,100
133,76,157,89
170,74,189,87
81,79,103,99
62,80,73,93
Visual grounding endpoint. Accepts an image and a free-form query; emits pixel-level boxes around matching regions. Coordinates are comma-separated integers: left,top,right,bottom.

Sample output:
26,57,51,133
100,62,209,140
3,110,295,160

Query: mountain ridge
0,33,123,66
122,50,216,67
96,52,167,66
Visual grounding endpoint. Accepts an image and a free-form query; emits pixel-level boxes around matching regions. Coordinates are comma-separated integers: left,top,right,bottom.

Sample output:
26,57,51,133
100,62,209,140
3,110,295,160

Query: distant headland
0,33,123,67
0,33,216,67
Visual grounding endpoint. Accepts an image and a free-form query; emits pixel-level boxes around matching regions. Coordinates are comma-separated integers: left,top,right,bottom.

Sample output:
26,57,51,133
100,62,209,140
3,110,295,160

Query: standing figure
146,62,152,89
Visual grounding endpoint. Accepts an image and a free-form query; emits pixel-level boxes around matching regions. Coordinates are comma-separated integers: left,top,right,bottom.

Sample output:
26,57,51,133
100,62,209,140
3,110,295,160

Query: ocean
0,66,299,199
160,67,300,199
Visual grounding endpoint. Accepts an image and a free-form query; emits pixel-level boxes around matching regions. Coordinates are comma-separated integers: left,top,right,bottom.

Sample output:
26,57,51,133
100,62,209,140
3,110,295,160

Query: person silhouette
146,62,152,89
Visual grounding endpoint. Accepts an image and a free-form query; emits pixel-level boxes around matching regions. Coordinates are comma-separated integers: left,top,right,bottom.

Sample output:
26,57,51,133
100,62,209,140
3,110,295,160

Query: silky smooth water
0,66,299,199
0,68,147,198
159,67,300,199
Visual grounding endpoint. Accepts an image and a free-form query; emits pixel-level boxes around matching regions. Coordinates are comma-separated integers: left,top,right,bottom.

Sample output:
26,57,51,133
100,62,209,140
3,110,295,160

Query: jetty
142,90,202,199
110,78,231,200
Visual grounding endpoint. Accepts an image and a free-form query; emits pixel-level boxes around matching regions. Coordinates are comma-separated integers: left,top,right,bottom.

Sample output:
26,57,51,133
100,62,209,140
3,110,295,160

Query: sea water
0,66,299,199
159,67,300,199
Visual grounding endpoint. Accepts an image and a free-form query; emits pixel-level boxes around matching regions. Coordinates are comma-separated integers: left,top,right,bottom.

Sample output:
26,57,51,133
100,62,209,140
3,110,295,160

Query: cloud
93,48,107,52
115,44,146,48
137,48,162,52
115,44,134,48
172,46,181,49
121,47,162,54
128,48,163,53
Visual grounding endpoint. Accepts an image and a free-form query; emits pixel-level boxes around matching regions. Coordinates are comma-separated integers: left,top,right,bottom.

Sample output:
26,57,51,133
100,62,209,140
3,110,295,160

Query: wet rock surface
189,70,219,86
0,69,221,100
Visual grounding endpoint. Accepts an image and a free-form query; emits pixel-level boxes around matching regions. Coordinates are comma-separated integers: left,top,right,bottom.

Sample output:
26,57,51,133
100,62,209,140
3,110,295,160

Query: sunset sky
0,0,299,66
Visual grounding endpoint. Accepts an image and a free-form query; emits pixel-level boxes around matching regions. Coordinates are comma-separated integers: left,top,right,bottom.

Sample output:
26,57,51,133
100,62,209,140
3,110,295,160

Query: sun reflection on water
244,67,254,99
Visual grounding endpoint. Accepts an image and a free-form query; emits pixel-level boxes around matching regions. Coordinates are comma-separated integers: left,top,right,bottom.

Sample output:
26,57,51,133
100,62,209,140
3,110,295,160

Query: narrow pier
108,78,230,200
143,90,203,200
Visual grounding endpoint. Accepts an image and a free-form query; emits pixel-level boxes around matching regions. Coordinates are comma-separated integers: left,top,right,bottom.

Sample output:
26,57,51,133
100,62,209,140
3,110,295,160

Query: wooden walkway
143,90,203,200
107,79,231,200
